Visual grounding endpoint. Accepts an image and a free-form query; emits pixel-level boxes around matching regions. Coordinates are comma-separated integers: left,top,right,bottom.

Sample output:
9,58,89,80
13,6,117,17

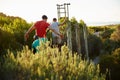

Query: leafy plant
0,44,106,80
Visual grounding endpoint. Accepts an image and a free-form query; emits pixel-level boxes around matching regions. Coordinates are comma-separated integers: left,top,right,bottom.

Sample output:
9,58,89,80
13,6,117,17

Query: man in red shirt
24,15,63,53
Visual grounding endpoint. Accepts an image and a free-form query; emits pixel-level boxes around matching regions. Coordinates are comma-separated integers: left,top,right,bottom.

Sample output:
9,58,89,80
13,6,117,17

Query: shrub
0,43,106,80
102,39,120,54
88,34,102,59
101,29,114,39
110,25,120,41
99,48,120,80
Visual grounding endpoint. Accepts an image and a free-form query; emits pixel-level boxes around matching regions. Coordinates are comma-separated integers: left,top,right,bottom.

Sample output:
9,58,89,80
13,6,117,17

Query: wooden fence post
66,21,72,52
83,24,89,60
75,23,81,54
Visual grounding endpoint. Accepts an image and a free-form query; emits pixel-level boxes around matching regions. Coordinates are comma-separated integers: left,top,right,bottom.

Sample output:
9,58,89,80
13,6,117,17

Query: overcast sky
0,0,120,23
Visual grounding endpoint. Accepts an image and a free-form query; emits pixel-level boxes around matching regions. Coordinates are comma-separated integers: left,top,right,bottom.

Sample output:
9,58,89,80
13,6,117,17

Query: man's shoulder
36,20,49,24
35,21,41,24
34,20,46,26
52,22,59,25
36,20,43,23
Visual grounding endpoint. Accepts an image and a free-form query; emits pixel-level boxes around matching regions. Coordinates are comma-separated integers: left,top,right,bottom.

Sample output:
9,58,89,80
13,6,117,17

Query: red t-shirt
34,20,50,38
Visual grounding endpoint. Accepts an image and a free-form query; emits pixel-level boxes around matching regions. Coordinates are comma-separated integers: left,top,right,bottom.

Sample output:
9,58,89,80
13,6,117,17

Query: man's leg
52,36,57,47
32,39,40,54
57,37,62,51
32,38,47,54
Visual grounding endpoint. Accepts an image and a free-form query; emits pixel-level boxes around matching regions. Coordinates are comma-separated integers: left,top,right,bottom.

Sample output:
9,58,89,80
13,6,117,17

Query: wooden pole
83,24,89,60
66,21,72,51
75,23,81,54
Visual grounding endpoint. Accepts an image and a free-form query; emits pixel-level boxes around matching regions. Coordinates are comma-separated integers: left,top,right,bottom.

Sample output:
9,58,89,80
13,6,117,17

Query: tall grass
0,42,106,80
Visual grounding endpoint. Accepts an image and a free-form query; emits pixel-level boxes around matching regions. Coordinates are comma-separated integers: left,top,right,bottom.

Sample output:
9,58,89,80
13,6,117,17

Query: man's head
53,18,57,22
42,15,48,20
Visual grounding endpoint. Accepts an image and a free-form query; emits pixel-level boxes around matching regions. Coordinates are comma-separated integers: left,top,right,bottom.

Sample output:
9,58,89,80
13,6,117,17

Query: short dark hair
42,15,48,19
53,18,57,21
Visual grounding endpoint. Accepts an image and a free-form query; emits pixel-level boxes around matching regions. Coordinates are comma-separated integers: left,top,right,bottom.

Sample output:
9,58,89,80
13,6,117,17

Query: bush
102,39,120,54
101,29,114,39
0,43,106,80
0,29,22,53
88,34,102,59
99,48,120,80
110,25,120,41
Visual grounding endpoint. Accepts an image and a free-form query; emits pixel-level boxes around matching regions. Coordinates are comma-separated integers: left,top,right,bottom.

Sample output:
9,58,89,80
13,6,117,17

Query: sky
0,0,120,24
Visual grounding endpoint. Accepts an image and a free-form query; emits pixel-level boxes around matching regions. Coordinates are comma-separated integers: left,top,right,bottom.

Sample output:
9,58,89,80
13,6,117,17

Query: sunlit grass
0,42,106,80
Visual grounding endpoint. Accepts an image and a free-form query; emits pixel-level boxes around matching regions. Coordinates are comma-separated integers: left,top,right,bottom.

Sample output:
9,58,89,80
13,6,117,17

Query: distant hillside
0,12,27,26
86,21,120,26
0,12,32,53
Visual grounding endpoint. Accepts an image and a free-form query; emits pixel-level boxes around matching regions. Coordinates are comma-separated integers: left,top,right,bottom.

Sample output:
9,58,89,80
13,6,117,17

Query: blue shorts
32,38,47,53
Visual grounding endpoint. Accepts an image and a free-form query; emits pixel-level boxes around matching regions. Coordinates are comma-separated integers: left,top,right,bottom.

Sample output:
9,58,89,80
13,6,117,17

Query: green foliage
88,34,102,58
110,25,120,41
58,17,67,34
0,29,20,52
0,44,106,80
70,17,78,25
101,28,114,39
88,26,105,34
112,48,120,63
102,39,120,54
0,12,33,54
99,48,120,80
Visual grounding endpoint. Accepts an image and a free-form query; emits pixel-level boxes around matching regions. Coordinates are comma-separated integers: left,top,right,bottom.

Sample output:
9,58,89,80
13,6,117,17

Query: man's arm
24,25,36,41
48,26,63,38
